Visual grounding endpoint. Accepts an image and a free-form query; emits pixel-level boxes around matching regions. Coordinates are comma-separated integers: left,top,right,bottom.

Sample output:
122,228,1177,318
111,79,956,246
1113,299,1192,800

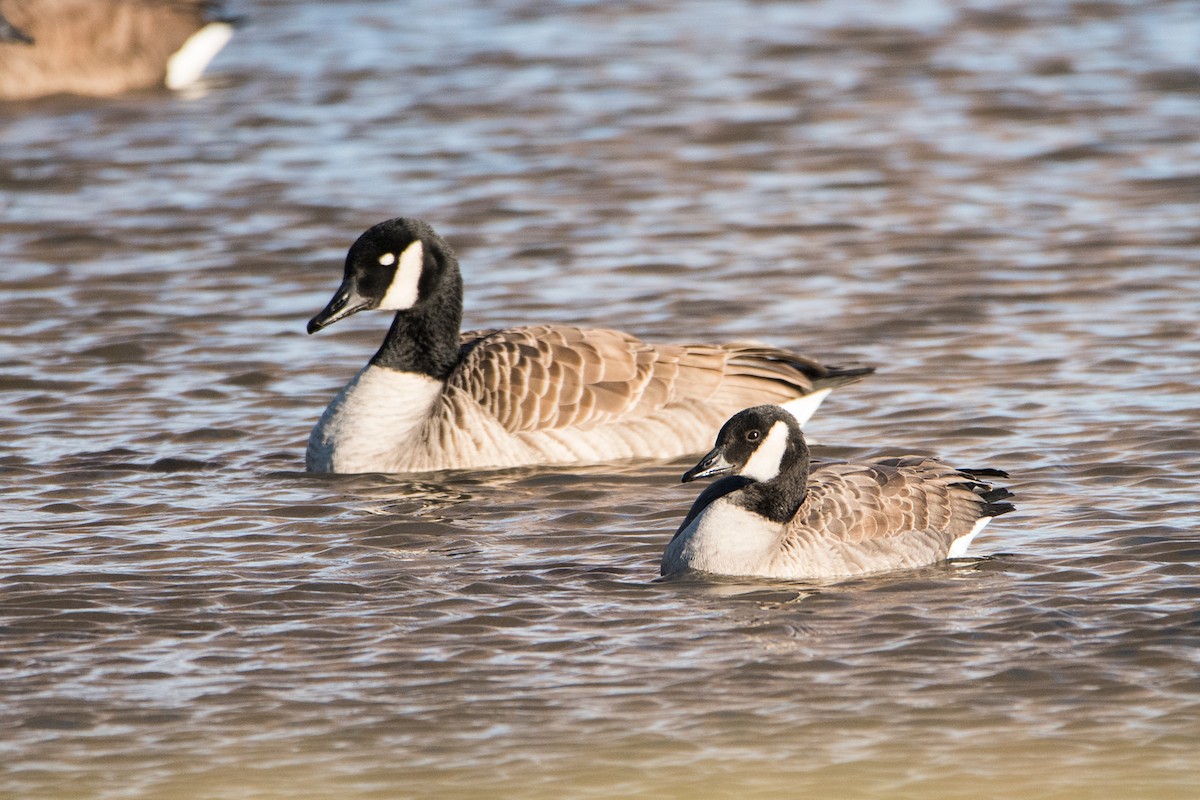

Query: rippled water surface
3,1,1200,797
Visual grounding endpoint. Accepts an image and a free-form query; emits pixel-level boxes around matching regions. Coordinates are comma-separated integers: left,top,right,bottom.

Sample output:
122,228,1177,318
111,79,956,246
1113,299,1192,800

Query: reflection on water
2,0,1200,798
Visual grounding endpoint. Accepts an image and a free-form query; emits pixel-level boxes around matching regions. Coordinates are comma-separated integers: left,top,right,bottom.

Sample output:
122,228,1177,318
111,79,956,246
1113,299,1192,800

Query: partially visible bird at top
0,0,237,101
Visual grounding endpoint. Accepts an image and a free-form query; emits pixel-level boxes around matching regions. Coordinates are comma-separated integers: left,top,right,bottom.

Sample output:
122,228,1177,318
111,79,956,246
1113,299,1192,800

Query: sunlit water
2,1,1199,797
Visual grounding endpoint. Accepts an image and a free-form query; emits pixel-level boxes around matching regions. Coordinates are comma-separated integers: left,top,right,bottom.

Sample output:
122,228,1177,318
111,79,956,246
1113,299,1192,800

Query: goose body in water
305,218,873,474
662,405,1015,580
0,0,235,101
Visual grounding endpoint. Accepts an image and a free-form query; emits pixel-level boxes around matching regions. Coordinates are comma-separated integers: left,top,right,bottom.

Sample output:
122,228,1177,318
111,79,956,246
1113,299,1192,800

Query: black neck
734,439,811,523
368,273,464,380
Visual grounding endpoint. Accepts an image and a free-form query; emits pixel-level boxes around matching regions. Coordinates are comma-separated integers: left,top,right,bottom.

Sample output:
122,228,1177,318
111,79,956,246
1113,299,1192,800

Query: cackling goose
661,405,1015,580
305,218,874,474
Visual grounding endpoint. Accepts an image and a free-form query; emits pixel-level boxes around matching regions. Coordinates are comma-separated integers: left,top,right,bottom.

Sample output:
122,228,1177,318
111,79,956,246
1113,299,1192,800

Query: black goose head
307,218,461,334
682,405,809,484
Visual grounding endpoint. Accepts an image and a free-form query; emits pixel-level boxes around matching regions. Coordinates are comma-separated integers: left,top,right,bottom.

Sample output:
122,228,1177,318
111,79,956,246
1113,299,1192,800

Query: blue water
2,1,1200,798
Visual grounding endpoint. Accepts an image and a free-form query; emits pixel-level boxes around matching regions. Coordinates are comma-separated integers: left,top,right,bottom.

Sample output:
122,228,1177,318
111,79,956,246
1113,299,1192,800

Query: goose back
764,457,1014,578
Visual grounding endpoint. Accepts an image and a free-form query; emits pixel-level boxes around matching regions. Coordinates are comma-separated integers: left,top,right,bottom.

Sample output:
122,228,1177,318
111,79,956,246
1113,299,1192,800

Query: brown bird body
0,0,233,100
755,457,1012,577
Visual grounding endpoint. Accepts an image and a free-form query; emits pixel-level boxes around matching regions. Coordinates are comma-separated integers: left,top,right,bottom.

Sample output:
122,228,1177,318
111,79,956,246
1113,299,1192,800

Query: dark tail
811,363,875,390
958,468,1016,518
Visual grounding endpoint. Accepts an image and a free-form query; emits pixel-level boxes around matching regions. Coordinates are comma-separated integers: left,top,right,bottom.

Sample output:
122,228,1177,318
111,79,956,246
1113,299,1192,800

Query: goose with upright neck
662,405,1015,580
305,218,874,474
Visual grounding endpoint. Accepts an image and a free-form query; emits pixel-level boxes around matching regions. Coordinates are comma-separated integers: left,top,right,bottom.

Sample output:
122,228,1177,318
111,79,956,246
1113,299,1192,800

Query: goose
305,217,874,474
0,0,235,101
661,405,1015,580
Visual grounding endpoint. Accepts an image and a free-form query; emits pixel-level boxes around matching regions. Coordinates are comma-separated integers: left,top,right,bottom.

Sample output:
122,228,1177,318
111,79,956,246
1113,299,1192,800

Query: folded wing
449,325,868,434
776,457,1014,575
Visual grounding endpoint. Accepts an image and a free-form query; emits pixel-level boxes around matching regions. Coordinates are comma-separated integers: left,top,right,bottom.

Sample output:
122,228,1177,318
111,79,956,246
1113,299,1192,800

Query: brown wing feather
0,0,218,100
781,458,998,573
449,325,861,435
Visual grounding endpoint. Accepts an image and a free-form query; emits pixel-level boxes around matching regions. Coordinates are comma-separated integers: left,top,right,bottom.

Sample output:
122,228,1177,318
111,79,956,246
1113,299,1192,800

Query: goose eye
746,429,761,442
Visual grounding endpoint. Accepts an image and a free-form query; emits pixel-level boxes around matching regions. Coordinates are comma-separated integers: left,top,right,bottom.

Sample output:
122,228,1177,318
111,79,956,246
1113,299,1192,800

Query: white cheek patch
740,420,791,482
378,240,424,310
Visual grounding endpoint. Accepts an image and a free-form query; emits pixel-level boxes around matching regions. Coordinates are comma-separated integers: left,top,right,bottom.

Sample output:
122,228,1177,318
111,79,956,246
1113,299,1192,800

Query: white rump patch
947,516,992,558
780,388,831,427
379,240,424,310
378,252,396,266
166,22,234,90
741,420,791,482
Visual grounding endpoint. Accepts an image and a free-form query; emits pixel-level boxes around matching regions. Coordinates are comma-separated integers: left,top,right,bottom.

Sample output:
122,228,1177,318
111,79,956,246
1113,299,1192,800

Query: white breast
306,366,444,473
662,499,784,577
